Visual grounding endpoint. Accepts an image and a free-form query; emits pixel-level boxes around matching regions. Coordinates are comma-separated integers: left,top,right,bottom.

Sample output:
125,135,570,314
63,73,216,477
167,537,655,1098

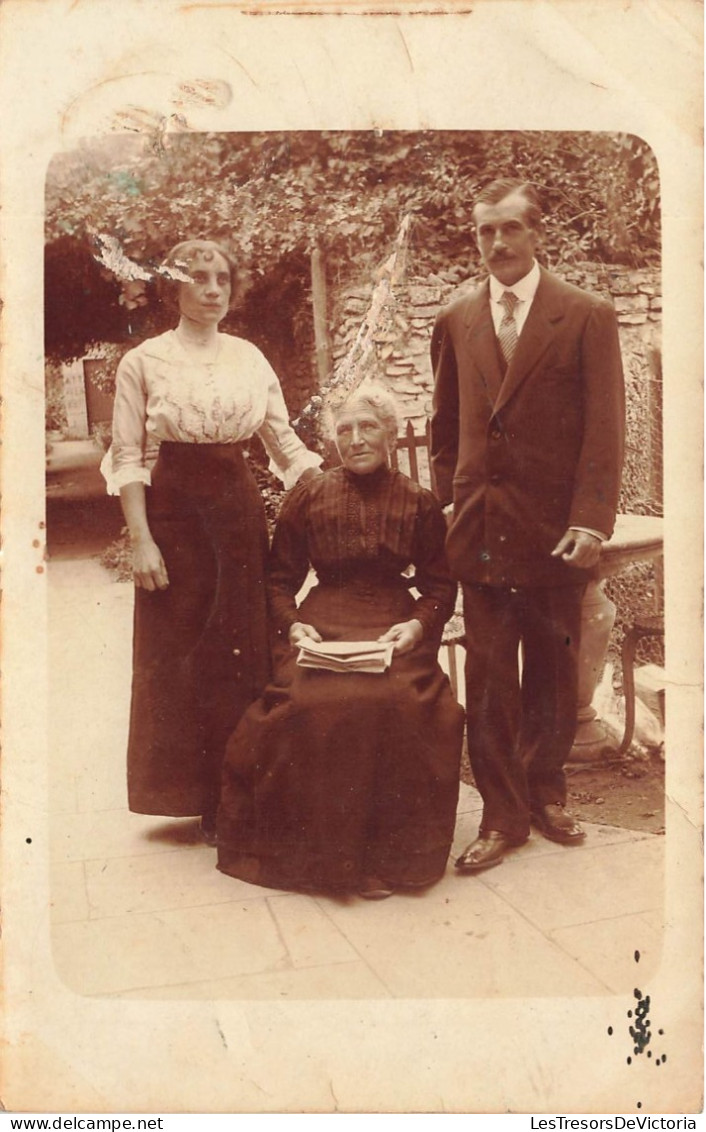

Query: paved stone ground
48,559,664,1002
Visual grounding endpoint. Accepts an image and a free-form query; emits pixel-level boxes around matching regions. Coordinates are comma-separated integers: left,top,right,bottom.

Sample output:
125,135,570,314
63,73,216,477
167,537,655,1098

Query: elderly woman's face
335,405,390,474
177,249,231,326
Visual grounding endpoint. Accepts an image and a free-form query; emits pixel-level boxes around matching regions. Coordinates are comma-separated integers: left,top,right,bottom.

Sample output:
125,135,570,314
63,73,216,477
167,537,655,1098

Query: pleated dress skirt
217,580,465,893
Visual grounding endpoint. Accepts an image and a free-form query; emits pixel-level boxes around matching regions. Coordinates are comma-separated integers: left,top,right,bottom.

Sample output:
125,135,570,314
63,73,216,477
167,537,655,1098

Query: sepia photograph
44,127,666,997
1,0,702,1118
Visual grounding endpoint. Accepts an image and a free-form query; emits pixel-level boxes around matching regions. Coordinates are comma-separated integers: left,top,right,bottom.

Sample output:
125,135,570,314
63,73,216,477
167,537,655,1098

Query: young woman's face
335,406,390,474
177,250,232,326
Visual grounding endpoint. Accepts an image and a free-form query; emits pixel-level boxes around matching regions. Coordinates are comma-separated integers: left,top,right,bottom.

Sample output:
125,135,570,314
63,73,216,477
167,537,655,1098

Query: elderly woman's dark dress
216,463,465,894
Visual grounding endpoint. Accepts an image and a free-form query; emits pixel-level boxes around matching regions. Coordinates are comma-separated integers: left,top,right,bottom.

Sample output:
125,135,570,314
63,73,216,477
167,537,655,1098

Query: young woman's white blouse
101,330,322,495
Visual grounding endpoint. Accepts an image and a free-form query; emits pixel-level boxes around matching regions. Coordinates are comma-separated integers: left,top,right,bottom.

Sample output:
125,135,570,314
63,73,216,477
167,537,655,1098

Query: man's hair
473,179,542,229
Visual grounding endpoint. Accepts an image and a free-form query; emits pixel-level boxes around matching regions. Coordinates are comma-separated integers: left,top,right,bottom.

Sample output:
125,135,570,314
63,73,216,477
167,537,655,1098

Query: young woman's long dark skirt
126,442,270,818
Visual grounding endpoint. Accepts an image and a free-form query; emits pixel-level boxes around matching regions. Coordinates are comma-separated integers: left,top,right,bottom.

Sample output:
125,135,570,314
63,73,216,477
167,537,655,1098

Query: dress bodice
102,330,321,494
267,465,457,640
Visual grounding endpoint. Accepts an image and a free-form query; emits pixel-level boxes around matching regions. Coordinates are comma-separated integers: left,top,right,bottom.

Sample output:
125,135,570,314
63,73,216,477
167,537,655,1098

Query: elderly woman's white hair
328,381,400,448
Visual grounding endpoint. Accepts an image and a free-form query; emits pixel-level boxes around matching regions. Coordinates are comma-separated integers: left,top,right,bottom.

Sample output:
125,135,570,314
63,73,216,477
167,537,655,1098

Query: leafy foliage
45,235,125,360
45,130,660,361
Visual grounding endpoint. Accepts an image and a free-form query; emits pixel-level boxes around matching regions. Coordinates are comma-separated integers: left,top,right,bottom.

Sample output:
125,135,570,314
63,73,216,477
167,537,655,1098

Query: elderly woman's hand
289,621,323,649
377,619,424,655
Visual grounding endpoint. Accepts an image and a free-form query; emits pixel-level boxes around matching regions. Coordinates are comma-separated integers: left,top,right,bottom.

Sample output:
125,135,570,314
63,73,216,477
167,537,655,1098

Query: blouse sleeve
410,491,458,642
266,481,313,634
101,349,159,496
256,361,323,490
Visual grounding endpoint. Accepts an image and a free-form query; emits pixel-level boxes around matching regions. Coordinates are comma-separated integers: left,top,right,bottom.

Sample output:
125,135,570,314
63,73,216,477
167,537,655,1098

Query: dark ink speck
634,950,640,962
607,1026,613,1036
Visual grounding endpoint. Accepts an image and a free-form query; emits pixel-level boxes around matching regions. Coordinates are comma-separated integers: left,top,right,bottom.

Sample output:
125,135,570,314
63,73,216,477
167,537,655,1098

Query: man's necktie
498,291,519,365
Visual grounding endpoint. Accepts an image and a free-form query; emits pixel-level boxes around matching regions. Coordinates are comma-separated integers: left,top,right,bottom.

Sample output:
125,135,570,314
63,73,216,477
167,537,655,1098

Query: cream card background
0,0,702,1115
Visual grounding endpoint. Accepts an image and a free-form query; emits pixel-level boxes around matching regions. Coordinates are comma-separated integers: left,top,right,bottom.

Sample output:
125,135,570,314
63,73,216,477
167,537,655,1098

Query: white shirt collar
489,260,541,304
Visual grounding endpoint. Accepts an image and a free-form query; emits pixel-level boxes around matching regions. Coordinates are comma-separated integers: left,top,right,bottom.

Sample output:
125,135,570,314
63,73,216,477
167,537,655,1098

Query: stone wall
330,264,662,511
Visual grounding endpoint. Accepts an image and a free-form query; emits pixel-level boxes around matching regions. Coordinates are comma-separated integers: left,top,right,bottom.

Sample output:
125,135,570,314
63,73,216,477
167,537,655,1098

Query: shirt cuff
570,526,608,542
100,448,152,496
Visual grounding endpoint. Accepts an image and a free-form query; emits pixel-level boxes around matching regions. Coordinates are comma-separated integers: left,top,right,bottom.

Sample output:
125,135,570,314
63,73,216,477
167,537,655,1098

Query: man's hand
289,622,323,648
132,537,170,591
378,619,424,655
551,528,602,569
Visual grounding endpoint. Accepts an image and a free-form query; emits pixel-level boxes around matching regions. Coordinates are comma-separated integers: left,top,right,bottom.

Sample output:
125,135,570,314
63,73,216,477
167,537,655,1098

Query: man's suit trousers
462,582,586,842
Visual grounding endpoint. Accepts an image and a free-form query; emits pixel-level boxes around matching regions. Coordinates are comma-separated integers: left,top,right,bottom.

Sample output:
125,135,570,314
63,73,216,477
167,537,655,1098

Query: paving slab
84,846,259,919
50,860,90,924
266,893,361,969
46,559,666,1007
50,809,202,863
549,911,663,993
52,899,289,997
314,872,611,998
108,960,393,1001
478,835,663,932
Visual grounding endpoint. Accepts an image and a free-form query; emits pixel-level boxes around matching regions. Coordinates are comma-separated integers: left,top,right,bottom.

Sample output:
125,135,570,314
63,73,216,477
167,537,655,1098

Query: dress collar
342,462,392,490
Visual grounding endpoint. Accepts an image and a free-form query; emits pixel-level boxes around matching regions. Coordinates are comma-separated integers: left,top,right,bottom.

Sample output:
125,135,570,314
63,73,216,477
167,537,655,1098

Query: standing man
431,178,625,872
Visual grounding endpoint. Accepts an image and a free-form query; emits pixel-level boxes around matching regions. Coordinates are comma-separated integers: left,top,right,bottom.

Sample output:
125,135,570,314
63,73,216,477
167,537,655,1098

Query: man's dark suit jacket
430,266,625,589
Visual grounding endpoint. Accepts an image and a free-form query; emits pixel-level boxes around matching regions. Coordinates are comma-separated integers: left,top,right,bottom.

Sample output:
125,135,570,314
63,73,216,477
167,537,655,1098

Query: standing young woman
102,239,322,841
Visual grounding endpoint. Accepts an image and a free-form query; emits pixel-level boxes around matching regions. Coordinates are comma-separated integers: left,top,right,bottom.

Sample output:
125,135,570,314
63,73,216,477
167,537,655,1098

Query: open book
296,638,394,674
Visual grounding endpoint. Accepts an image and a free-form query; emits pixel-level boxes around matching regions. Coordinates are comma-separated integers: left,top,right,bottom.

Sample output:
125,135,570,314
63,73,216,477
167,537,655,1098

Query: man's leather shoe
531,803,586,845
455,831,523,873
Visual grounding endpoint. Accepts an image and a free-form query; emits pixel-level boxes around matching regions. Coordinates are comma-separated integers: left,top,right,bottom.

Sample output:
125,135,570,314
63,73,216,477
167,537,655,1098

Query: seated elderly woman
216,383,464,898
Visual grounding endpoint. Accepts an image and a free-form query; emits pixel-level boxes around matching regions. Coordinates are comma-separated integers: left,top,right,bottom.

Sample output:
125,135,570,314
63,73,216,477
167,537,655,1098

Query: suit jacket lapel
493,268,566,415
463,281,504,407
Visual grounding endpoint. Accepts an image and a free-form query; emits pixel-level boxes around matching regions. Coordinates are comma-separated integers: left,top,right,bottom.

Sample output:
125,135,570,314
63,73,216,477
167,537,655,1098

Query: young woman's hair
160,239,238,280
155,239,242,312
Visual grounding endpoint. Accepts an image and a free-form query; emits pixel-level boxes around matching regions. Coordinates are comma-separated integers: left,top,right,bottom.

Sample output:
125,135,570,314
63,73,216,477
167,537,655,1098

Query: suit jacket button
491,429,501,440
